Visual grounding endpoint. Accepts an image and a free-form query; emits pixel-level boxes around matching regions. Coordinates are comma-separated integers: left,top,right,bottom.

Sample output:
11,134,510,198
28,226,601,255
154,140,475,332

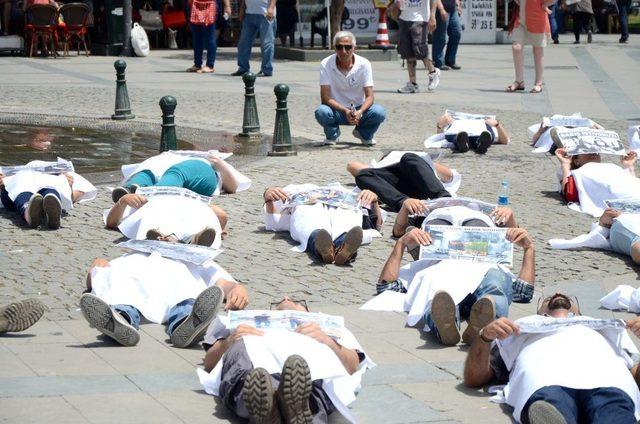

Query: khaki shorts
397,19,429,60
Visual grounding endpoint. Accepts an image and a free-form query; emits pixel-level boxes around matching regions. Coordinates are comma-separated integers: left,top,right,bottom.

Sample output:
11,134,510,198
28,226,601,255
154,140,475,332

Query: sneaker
553,38,559,44
620,37,628,44
397,81,420,94
0,299,46,333
323,138,338,146
231,69,247,76
352,128,376,146
427,68,441,91
455,132,470,153
256,71,272,77
573,40,580,44
431,291,460,346
462,296,495,345
334,226,363,266
24,193,44,228
129,184,140,194
111,186,128,203
587,30,592,44
170,285,223,348
43,193,62,229
277,355,313,424
313,229,335,264
190,227,217,246
527,400,567,424
475,131,492,154
446,63,461,70
80,293,140,346
244,368,281,424
438,65,451,71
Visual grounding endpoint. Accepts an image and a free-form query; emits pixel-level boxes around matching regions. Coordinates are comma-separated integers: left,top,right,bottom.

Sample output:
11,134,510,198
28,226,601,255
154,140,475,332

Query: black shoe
129,184,140,194
619,37,628,44
455,132,469,153
334,226,363,266
231,69,247,76
438,64,451,70
431,291,460,346
446,63,461,70
111,186,128,203
553,38,559,44
313,229,334,264
43,193,62,229
277,355,313,424
475,131,492,154
256,71,272,77
190,227,217,246
24,193,44,228
573,40,580,44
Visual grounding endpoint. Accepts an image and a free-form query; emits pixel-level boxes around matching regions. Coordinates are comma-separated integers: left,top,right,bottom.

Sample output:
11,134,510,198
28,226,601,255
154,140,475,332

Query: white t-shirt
319,54,374,108
244,0,274,16
399,0,430,22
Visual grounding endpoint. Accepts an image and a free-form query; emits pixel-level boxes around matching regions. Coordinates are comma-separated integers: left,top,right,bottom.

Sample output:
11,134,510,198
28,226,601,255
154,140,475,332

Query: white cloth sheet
600,285,640,313
528,113,597,153
548,222,611,250
90,252,233,323
424,121,501,149
629,125,640,153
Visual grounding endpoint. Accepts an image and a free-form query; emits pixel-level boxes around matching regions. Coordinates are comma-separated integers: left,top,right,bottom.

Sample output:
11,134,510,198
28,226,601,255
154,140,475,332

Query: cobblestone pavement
1,35,639,423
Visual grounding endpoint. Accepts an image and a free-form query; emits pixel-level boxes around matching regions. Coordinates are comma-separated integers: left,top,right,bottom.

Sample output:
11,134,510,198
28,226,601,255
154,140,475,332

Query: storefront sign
460,0,496,43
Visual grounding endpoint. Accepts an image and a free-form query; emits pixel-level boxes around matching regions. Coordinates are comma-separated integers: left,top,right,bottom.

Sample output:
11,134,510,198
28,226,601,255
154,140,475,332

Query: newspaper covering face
135,186,212,204
542,116,591,128
0,158,75,176
445,109,496,121
282,186,360,211
517,317,626,334
556,128,625,156
167,150,233,160
118,239,222,265
415,197,497,217
604,199,640,214
420,225,514,266
227,310,345,338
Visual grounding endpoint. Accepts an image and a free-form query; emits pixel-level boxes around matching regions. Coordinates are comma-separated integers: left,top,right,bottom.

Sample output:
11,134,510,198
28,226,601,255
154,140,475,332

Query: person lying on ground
198,296,374,423
424,113,510,154
263,184,384,265
0,299,46,335
529,114,602,153
372,225,533,346
80,253,248,348
104,191,227,248
464,292,640,424
111,151,251,202
347,152,456,213
0,164,96,229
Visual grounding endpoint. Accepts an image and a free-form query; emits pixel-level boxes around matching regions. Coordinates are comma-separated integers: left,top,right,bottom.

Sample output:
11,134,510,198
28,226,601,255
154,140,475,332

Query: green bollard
111,60,135,120
159,96,178,152
237,72,261,139
268,84,297,157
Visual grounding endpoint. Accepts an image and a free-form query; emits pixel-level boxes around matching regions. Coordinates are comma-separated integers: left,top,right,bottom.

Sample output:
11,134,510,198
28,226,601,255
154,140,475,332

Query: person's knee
347,161,368,177
210,205,228,230
369,105,387,123
399,152,422,167
314,105,334,124
512,43,523,52
354,169,376,187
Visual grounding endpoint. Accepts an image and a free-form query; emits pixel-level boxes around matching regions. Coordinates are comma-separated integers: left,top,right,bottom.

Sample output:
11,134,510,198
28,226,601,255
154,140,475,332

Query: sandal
506,81,525,92
186,65,201,72
530,83,543,94
197,66,214,74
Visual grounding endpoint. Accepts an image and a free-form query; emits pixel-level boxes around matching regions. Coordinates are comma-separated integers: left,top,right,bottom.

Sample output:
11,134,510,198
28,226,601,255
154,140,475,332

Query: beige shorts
511,25,549,47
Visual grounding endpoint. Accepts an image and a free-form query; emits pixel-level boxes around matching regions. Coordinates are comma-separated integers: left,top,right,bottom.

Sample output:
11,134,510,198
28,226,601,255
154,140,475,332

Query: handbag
190,0,217,26
162,8,187,29
140,6,163,30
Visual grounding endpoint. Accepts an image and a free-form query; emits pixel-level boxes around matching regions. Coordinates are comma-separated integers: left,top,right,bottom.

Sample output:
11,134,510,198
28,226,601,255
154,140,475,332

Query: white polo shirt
319,53,374,108
399,0,430,22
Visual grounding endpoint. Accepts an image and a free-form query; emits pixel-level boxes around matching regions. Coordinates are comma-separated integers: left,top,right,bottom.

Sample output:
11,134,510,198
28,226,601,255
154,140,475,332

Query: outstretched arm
506,228,535,283
208,157,238,194
486,119,510,144
296,322,361,374
105,194,147,229
203,324,264,372
379,228,432,283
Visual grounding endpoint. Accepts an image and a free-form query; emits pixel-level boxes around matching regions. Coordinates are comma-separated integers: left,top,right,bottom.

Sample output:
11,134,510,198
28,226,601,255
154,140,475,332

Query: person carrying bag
187,0,229,73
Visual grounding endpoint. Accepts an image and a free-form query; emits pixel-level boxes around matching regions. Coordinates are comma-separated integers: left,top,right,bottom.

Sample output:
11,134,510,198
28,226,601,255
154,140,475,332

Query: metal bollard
159,95,178,152
111,60,135,120
237,72,261,139
268,84,297,157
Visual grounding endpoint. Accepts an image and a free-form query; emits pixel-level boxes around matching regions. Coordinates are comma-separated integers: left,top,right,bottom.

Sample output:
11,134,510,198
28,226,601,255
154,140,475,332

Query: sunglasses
270,298,309,312
335,44,353,51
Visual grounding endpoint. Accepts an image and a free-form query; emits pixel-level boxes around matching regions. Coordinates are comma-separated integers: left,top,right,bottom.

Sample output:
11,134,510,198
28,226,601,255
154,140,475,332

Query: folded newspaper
604,199,640,214
227,310,345,338
167,150,233,160
445,109,496,121
117,239,222,265
517,317,626,334
282,186,360,211
0,158,74,176
414,197,496,217
556,128,625,156
420,225,513,266
542,116,591,128
135,186,212,204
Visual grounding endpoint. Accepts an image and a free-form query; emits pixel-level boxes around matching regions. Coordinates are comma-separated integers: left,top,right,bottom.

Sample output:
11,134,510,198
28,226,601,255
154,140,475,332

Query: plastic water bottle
498,180,509,206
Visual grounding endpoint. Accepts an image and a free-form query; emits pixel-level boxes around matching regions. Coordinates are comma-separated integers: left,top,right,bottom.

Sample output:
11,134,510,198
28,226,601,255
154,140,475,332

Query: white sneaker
428,68,441,91
352,128,376,146
323,138,338,145
397,82,420,94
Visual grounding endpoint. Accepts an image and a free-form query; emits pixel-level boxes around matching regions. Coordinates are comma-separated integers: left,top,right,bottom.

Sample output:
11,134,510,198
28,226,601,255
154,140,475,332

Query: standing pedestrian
231,0,277,77
187,0,231,73
570,0,593,44
506,0,556,94
548,2,559,43
616,0,630,43
432,0,462,70
393,0,442,93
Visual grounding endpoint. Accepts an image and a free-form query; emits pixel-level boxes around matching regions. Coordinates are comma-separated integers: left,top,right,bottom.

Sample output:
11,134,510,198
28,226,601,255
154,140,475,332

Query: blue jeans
609,220,640,257
523,386,636,424
549,4,559,40
425,268,511,342
432,10,462,68
306,230,358,263
114,298,195,336
314,104,387,142
191,23,217,68
1,187,60,216
617,0,631,39
236,13,276,75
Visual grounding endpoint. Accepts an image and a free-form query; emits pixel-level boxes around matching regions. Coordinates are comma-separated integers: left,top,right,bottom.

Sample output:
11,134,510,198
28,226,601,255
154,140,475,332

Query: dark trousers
523,385,637,424
573,12,592,41
1,187,60,215
354,153,451,212
219,340,335,422
617,0,631,39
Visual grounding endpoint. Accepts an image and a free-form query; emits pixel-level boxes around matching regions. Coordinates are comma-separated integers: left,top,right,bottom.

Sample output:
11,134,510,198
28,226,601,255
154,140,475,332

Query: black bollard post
268,84,297,157
159,96,178,152
237,72,261,140
111,60,135,120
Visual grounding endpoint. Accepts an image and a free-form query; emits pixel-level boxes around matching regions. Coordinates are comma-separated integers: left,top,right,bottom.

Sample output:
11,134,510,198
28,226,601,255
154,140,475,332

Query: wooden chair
25,4,58,58
59,3,90,56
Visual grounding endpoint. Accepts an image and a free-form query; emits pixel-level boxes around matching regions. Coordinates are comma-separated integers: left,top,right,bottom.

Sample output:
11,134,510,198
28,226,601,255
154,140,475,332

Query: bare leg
532,46,544,86
407,59,417,84
434,163,453,183
512,43,524,82
347,161,368,177
421,57,435,73
631,242,640,264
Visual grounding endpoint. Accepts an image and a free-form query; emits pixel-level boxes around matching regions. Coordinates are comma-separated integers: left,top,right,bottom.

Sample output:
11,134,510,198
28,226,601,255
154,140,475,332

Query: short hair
333,31,356,47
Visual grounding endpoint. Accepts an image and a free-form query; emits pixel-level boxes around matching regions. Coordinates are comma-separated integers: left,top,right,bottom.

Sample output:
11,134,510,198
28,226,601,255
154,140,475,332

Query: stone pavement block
363,362,455,386
149,391,238,424
392,380,512,424
0,374,138,397
352,333,425,365
0,320,77,345
126,372,201,392
349,384,447,423
0,396,88,423
0,343,37,378
431,361,465,380
63,392,181,424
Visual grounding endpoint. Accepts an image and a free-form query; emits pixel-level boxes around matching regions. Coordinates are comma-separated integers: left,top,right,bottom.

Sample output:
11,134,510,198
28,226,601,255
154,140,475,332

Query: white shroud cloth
90,252,233,323
601,285,640,313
